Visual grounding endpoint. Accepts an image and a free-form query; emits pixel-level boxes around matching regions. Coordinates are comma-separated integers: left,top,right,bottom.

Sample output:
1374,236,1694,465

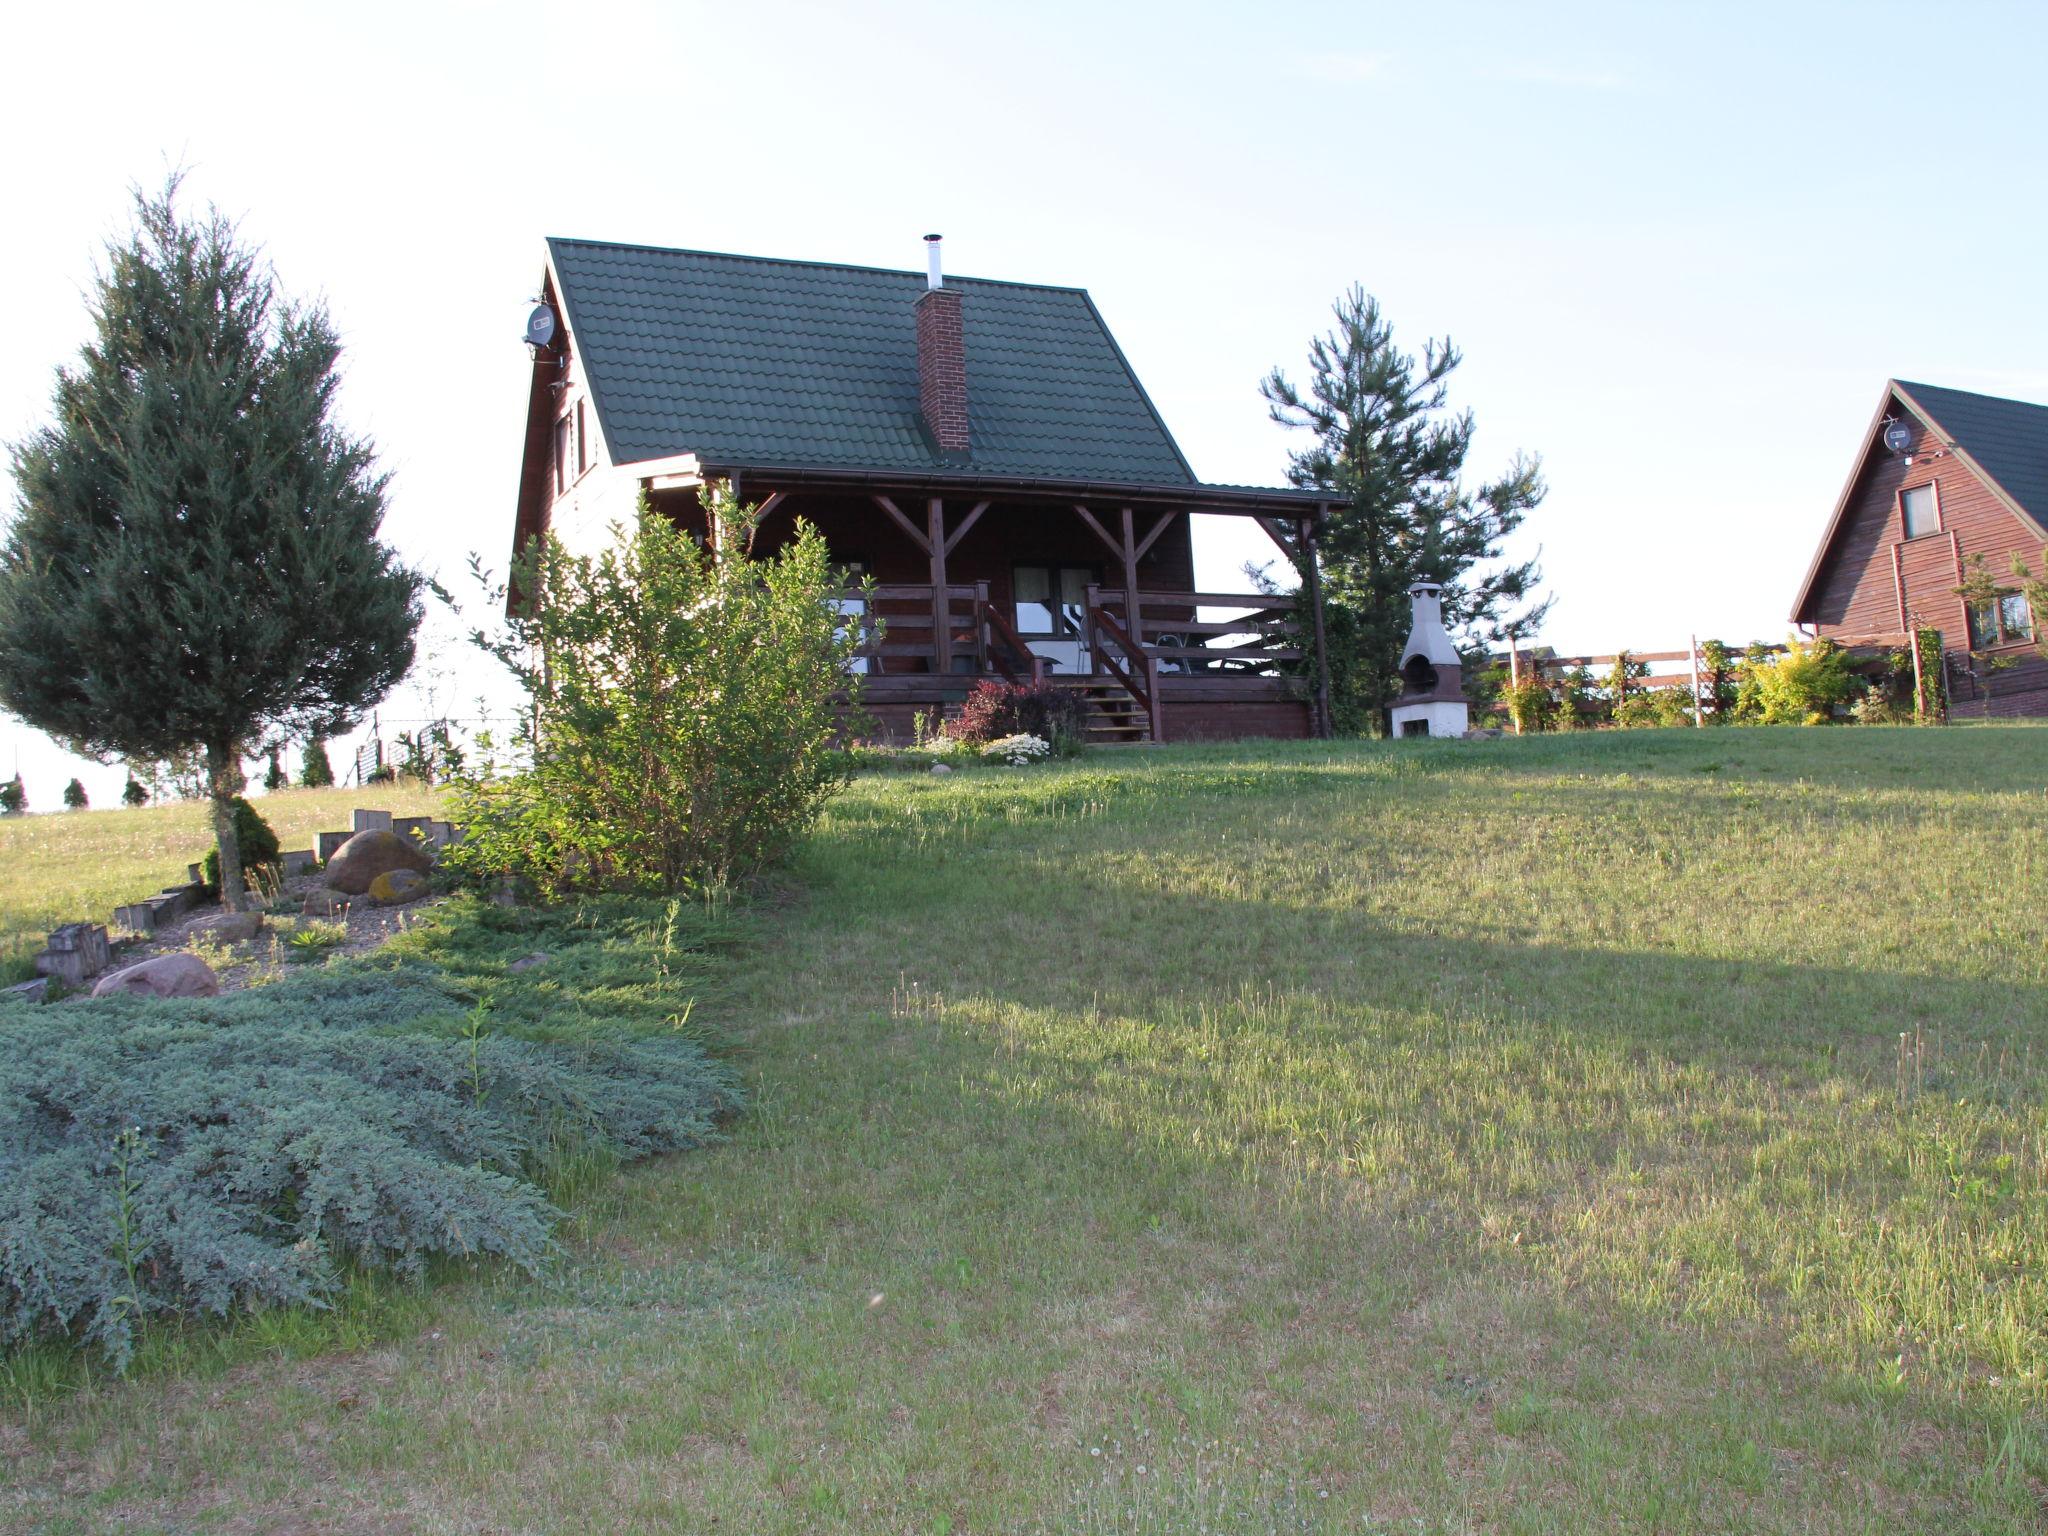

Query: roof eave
1790,382,1912,623
690,459,1327,514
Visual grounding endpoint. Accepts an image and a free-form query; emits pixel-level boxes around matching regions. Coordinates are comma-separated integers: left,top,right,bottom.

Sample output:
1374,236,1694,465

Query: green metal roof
547,238,1200,486
1894,380,2048,536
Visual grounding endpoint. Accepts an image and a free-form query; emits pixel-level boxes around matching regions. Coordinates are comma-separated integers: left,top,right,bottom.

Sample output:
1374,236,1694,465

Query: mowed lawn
0,783,445,970
6,726,2048,1533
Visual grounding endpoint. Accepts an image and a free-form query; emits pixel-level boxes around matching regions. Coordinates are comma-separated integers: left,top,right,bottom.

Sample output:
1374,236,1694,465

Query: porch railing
843,581,1042,683
844,582,1298,695
1087,587,1302,675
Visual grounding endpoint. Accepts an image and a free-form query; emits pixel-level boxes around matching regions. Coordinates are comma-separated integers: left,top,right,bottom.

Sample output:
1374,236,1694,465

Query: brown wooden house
1792,380,2048,717
511,235,1331,743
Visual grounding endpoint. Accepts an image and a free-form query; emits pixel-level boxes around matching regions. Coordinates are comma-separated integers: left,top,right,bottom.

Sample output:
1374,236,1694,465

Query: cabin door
1013,564,1094,676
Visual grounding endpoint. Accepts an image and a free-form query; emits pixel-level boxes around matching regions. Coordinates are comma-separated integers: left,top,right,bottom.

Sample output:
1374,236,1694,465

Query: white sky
5,0,2046,804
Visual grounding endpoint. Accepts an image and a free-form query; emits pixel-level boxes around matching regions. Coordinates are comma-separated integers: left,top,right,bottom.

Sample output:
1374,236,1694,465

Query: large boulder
92,954,220,1000
367,868,430,906
324,830,433,895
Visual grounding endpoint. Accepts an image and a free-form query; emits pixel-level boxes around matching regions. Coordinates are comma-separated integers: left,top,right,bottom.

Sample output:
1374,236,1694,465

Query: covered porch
645,464,1333,743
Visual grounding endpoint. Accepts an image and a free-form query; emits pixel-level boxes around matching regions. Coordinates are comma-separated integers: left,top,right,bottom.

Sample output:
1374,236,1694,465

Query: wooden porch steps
1053,678,1152,744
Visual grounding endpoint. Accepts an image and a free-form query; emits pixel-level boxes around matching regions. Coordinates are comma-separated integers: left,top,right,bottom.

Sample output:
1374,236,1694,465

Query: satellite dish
1882,420,1912,455
524,303,558,349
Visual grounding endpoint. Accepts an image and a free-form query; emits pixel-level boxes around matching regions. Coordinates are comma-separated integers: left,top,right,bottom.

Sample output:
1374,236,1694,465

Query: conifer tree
63,777,88,810
1262,287,1549,733
0,180,421,907
262,747,288,793
121,777,148,807
299,737,336,788
0,776,24,816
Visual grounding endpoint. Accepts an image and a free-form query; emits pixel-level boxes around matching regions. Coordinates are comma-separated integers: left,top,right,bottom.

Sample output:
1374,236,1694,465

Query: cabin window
1013,565,1094,637
553,414,573,495
834,560,871,676
1969,592,2036,648
1900,483,1938,539
1999,592,2035,643
575,400,588,476
1968,601,1999,650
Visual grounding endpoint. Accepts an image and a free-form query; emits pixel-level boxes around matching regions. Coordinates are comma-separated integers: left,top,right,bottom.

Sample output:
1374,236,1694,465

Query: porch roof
549,238,1245,489
704,460,1327,517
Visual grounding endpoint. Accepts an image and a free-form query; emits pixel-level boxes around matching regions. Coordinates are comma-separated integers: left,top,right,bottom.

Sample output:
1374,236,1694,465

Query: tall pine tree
1262,287,1549,734
0,180,421,907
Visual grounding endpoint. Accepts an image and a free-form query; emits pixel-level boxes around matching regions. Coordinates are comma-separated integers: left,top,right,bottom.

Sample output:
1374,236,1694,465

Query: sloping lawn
5,726,2047,1532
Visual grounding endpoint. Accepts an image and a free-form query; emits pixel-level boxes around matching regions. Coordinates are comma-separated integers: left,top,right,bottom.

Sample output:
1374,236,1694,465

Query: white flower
981,733,1050,766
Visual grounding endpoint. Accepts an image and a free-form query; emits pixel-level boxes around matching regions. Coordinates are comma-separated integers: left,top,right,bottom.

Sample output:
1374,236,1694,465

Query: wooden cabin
510,236,1331,743
1792,380,2048,717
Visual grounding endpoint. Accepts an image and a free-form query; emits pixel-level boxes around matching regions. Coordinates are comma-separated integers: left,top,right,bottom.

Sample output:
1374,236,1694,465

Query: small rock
324,830,433,895
1461,727,1505,741
191,910,265,943
92,953,220,1000
508,952,549,974
3,977,52,1005
301,889,353,918
930,762,953,774
367,868,430,906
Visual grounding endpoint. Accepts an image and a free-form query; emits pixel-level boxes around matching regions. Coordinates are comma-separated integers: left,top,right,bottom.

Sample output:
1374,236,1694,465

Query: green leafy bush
299,738,335,788
200,796,280,893
450,485,860,897
1497,672,1556,733
1746,636,1857,724
0,904,739,1368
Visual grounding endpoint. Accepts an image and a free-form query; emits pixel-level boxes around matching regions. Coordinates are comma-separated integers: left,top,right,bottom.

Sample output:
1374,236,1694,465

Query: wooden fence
1496,637,1789,729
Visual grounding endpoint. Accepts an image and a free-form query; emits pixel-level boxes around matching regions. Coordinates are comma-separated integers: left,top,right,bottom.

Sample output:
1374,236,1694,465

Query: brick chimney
916,234,969,461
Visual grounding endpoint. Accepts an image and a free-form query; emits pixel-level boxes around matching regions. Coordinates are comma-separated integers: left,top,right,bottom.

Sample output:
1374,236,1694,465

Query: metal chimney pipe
924,233,943,290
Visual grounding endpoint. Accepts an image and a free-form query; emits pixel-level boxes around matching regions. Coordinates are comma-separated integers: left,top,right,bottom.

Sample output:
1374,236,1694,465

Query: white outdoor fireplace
1389,581,1469,738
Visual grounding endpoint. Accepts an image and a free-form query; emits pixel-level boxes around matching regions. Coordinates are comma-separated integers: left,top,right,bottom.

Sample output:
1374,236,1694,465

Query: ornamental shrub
201,796,281,894
299,737,336,788
449,485,860,897
62,778,87,810
1747,636,1857,724
0,907,739,1368
951,680,1088,753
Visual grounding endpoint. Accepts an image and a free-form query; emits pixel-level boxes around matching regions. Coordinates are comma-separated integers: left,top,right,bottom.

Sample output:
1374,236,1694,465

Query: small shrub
121,778,149,807
951,681,1088,753
1,775,24,815
62,778,87,811
448,486,859,897
261,749,288,793
1747,636,1857,724
1499,673,1556,733
283,918,349,961
201,796,282,894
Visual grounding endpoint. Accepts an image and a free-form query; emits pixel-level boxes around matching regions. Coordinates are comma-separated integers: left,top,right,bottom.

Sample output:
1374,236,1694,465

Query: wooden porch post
1119,506,1142,637
1301,510,1334,739
928,498,952,675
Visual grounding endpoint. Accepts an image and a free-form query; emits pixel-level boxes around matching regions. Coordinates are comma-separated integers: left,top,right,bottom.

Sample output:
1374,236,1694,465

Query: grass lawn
5,725,2048,1532
0,783,444,972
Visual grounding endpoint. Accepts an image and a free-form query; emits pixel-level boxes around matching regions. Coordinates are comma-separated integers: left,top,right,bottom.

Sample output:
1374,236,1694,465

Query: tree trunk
205,739,247,913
